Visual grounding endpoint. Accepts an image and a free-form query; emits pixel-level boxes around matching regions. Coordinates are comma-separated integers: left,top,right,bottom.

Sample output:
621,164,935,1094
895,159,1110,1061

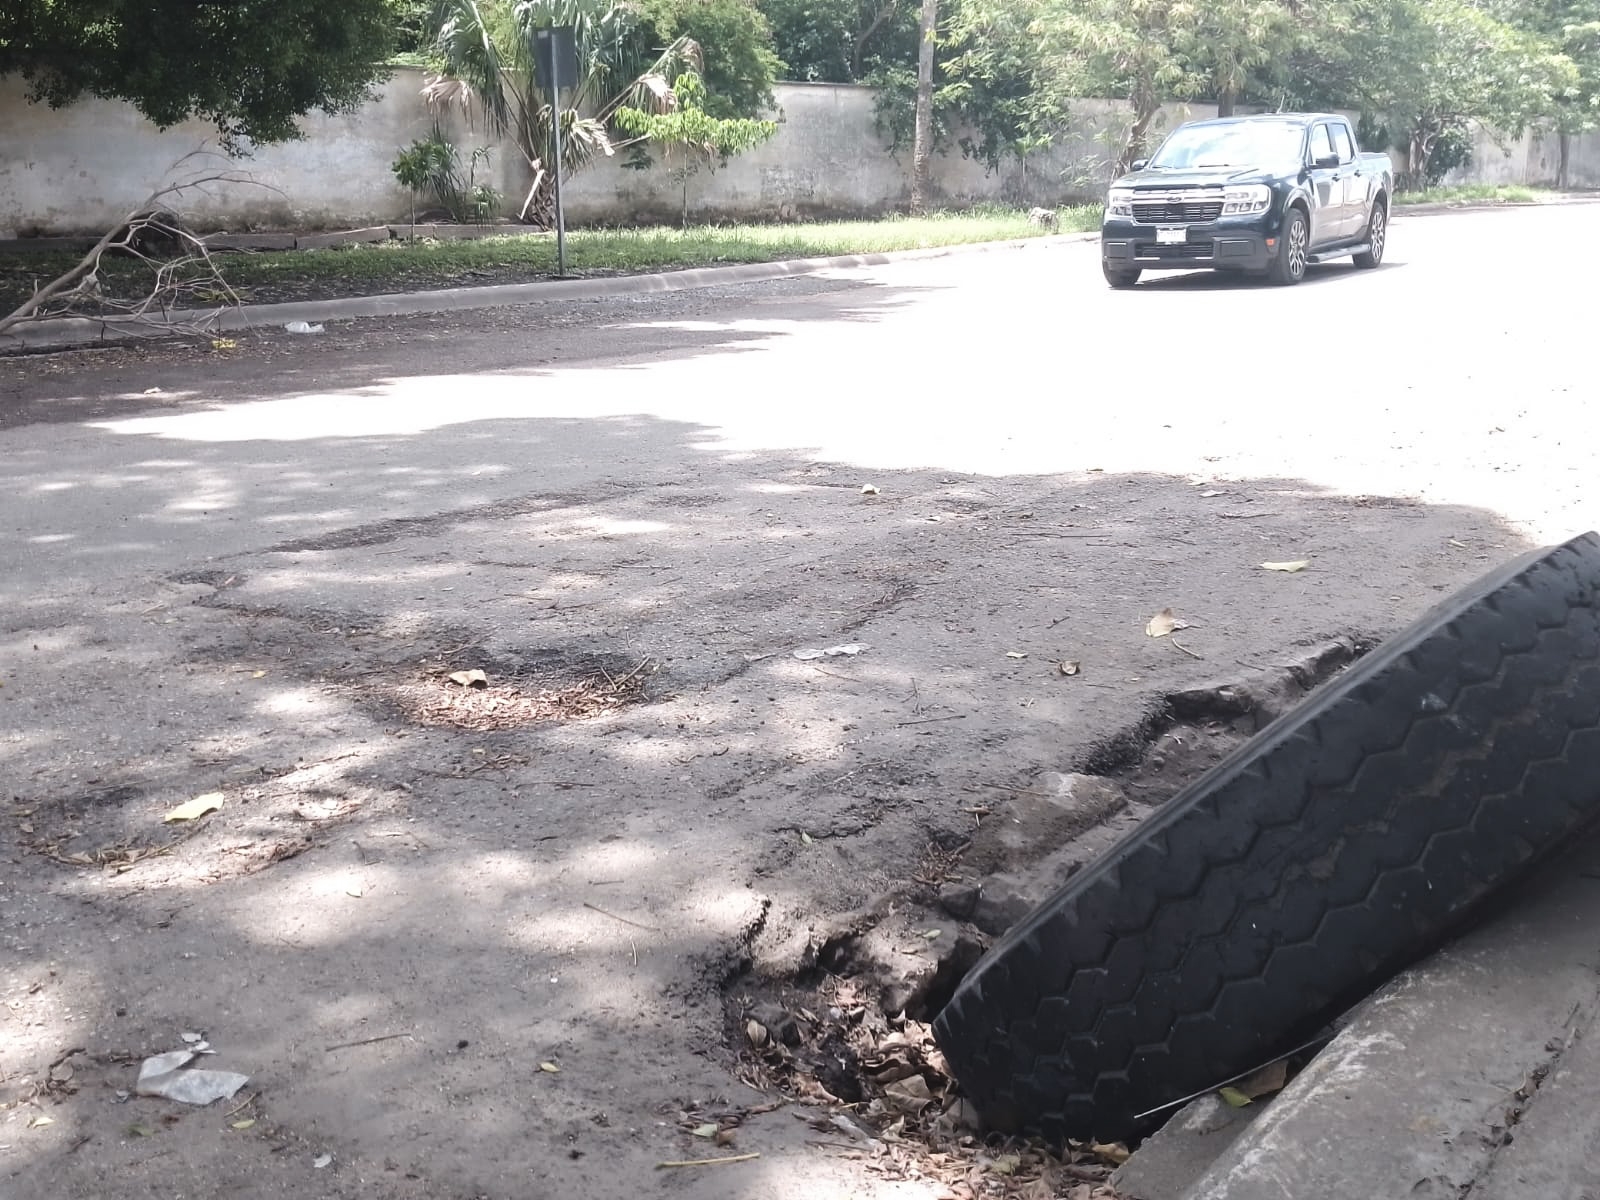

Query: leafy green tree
1332,0,1575,188
864,0,1075,180
940,0,1073,166
1032,0,1209,168
1178,0,1297,116
614,70,778,223
638,0,782,117
424,0,698,224
756,0,919,81
1494,0,1600,184
0,0,397,148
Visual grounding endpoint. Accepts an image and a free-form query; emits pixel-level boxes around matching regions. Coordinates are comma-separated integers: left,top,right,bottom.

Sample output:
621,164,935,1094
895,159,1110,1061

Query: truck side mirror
1130,159,1149,172
1313,153,1340,170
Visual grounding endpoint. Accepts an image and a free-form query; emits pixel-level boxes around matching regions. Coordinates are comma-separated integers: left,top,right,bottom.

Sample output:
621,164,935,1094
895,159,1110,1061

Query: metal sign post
533,27,579,278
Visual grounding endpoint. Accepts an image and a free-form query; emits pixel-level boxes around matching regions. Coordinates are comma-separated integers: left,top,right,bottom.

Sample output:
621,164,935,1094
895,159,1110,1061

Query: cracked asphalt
2,205,1598,1199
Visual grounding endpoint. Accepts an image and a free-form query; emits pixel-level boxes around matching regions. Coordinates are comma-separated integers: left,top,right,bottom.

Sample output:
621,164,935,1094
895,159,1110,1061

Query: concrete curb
1147,838,1600,1200
0,231,1098,355
1393,192,1600,218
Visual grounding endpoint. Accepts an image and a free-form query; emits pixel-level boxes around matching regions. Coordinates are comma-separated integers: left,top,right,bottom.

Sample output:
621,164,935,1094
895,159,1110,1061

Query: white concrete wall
1441,125,1600,190
3,69,1598,236
0,69,508,235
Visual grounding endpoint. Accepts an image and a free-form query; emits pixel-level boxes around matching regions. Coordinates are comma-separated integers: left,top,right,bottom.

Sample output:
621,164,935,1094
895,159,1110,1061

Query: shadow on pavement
0,356,1539,1197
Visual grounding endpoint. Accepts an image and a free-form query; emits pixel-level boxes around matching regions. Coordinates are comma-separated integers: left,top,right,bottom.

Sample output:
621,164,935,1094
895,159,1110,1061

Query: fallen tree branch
1,145,281,341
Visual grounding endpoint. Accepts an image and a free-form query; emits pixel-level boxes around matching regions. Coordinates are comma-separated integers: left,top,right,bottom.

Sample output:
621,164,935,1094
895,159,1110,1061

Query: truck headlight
1221,186,1272,215
1106,189,1135,219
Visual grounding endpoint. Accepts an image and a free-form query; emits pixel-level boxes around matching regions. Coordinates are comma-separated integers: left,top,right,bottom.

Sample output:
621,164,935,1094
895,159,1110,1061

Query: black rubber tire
1354,199,1387,269
1267,207,1308,286
1103,265,1141,289
933,532,1600,1143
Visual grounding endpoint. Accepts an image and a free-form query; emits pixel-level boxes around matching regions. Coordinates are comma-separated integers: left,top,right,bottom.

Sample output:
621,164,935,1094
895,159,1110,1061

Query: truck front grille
1131,190,1226,224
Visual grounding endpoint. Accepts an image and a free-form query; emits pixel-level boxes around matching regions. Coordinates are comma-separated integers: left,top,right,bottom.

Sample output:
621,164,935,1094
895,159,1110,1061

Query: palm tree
423,0,700,225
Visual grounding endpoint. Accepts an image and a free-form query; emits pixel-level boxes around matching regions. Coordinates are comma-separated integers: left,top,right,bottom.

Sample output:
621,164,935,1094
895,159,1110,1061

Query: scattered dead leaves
387,660,655,731
728,980,1128,1198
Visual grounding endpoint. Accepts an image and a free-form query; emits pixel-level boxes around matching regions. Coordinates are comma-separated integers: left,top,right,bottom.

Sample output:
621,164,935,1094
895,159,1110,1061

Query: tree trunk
1121,93,1159,173
910,0,937,214
1558,131,1571,191
1217,87,1236,119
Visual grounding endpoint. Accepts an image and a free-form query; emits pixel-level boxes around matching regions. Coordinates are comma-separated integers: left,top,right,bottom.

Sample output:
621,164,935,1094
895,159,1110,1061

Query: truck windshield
1147,122,1307,169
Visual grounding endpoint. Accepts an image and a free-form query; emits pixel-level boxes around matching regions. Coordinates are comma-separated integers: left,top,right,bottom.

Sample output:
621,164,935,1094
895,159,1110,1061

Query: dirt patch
382,657,657,731
720,638,1374,1172
1081,635,1374,803
720,977,1126,1198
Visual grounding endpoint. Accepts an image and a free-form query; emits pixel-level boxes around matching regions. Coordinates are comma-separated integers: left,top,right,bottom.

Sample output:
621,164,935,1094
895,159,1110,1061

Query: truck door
1305,122,1342,246
1330,121,1367,239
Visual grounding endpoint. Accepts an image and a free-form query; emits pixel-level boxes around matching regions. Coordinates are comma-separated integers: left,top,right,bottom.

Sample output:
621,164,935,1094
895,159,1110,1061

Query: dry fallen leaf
447,669,489,688
745,1019,769,1047
313,1153,333,1169
231,1118,256,1130
691,1123,719,1139
19,822,33,834
250,670,267,679
164,793,223,823
800,831,813,845
1260,560,1310,573
28,1115,54,1129
1146,608,1189,638
922,928,942,940
989,1154,1021,1176
883,1075,936,1115
538,1061,561,1074
1089,1141,1131,1164
861,484,880,495
1005,651,1028,659
128,1123,155,1137
1059,660,1081,676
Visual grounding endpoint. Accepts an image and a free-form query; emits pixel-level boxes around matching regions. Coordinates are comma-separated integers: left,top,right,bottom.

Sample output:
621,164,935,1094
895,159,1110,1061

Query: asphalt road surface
3,204,1598,1200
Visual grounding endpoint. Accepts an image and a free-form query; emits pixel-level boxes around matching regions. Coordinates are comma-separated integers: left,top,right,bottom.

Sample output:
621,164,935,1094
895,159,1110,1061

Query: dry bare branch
0,145,282,342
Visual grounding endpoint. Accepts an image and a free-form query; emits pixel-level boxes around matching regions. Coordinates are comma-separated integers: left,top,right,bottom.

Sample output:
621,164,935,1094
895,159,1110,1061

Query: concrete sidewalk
1114,830,1600,1200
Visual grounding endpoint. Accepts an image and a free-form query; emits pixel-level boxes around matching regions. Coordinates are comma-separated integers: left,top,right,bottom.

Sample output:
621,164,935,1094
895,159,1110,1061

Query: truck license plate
1156,227,1187,245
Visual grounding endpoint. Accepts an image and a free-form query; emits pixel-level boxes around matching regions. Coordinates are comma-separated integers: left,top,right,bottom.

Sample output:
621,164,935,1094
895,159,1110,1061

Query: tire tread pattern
932,533,1600,1141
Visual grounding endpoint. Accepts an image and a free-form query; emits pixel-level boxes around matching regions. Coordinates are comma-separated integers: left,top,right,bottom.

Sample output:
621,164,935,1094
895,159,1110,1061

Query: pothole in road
379,652,659,731
715,637,1373,1186
178,590,664,732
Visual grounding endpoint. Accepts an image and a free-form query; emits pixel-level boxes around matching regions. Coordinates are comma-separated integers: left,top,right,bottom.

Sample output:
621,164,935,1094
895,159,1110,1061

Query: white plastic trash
284,321,325,334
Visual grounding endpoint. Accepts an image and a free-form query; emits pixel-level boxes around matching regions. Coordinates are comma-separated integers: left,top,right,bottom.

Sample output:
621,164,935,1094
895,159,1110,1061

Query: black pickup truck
1100,113,1394,287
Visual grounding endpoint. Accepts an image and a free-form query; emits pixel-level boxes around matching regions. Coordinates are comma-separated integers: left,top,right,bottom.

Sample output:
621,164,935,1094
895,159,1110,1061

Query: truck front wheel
1268,209,1308,285
1103,264,1141,289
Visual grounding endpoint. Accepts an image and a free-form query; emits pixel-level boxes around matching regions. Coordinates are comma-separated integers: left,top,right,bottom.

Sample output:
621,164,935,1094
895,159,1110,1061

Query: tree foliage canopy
0,0,399,147
638,0,782,117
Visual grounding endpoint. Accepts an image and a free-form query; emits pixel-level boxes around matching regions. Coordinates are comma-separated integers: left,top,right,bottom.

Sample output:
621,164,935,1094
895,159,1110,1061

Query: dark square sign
533,26,579,93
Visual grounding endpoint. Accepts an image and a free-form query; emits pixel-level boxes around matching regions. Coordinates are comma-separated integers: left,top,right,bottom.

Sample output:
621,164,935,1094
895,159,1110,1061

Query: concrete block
1181,832,1600,1200
203,233,297,251
294,226,393,250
